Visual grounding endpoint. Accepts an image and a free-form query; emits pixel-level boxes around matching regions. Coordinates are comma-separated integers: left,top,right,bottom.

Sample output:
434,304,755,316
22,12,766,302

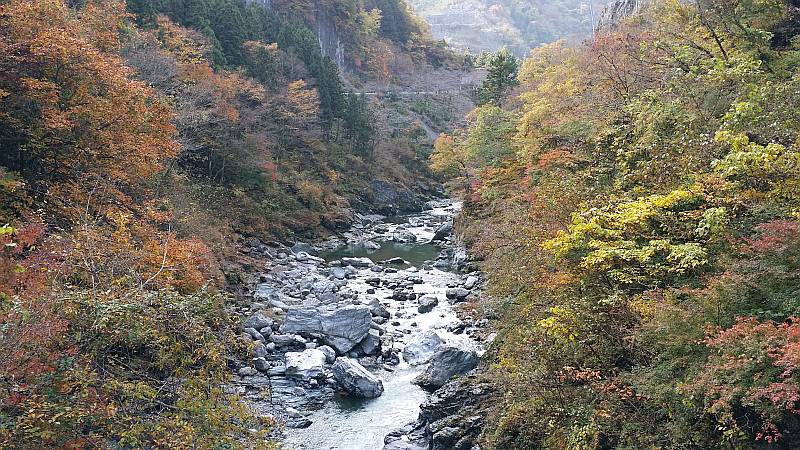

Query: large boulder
332,358,384,398
403,330,444,366
413,346,479,389
285,349,327,380
431,221,453,242
282,305,372,354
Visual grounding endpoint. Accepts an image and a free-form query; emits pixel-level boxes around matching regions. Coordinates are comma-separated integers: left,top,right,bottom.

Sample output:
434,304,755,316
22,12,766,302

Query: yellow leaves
538,306,580,342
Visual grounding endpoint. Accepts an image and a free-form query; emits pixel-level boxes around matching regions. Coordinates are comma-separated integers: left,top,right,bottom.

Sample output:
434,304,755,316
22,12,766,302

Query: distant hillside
408,0,611,56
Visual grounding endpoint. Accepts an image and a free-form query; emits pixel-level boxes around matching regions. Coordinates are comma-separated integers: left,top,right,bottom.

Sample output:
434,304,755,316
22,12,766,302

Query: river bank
229,199,493,449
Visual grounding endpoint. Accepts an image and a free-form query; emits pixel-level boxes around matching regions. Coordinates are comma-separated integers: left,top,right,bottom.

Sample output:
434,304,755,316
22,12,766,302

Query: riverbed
233,199,485,450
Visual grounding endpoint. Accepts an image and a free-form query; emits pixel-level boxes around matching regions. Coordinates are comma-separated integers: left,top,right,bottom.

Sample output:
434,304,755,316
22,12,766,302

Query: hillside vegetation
0,0,456,447
409,0,611,56
432,0,800,447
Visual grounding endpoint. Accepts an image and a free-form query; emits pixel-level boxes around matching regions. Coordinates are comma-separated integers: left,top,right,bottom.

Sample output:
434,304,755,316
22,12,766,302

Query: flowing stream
238,200,482,450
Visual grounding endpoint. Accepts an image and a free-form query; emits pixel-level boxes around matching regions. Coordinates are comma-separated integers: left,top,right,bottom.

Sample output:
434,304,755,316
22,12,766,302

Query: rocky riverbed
229,199,492,449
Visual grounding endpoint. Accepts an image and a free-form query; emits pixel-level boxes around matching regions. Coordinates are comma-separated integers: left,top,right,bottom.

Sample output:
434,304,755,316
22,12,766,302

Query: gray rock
369,302,391,319
253,357,270,372
464,276,478,290
291,242,319,256
253,341,268,358
403,330,444,365
243,312,274,331
431,221,453,242
359,330,381,355
363,240,381,250
282,305,373,354
413,346,479,389
244,327,265,342
238,366,258,377
270,334,297,347
445,288,470,301
341,257,373,268
332,358,384,398
392,230,417,243
318,345,337,363
331,267,347,280
285,349,327,379
417,295,439,314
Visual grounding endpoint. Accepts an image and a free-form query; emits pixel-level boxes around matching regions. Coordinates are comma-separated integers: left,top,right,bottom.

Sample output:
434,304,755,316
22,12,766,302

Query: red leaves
745,220,800,255
695,317,800,441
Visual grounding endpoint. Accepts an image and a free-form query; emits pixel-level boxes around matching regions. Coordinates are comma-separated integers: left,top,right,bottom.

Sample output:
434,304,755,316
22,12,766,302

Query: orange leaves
0,0,178,207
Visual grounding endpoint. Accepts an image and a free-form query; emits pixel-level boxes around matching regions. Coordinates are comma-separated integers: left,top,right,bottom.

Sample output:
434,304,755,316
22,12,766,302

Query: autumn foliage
434,0,800,447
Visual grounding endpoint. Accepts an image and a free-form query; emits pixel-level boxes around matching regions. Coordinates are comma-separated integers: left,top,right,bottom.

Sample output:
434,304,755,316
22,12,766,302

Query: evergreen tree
478,48,519,106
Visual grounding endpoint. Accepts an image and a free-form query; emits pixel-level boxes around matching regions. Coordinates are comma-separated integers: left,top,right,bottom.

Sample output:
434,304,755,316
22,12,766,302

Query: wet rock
253,357,269,372
417,295,439,314
413,346,479,390
270,333,298,347
369,301,391,319
253,341,268,358
403,330,444,365
341,257,373,268
332,358,384,398
285,349,327,379
382,257,407,265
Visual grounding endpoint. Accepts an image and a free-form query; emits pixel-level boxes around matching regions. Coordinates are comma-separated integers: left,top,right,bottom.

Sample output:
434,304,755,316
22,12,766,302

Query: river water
279,200,480,450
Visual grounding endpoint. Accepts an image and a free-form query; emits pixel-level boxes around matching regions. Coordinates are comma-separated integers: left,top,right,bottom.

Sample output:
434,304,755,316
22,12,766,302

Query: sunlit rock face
597,0,648,31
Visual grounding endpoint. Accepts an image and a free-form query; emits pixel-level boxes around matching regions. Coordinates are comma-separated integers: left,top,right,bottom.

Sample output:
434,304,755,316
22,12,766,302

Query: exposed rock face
413,346,479,389
282,305,373,354
597,0,648,31
402,330,444,366
332,358,385,398
383,374,496,450
369,180,427,215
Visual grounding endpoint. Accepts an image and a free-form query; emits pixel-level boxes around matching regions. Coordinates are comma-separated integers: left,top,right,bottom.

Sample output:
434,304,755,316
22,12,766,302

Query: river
235,199,484,450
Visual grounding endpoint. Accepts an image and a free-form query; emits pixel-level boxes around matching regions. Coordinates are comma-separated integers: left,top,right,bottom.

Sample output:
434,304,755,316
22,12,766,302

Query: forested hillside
409,0,610,56
432,0,800,447
0,0,460,447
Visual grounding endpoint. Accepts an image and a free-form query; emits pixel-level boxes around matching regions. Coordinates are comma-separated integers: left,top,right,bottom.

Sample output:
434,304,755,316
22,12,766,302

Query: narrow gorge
231,200,492,449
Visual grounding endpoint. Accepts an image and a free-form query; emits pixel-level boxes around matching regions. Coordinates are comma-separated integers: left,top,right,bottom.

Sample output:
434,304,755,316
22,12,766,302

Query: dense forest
0,0,456,447
432,0,800,447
